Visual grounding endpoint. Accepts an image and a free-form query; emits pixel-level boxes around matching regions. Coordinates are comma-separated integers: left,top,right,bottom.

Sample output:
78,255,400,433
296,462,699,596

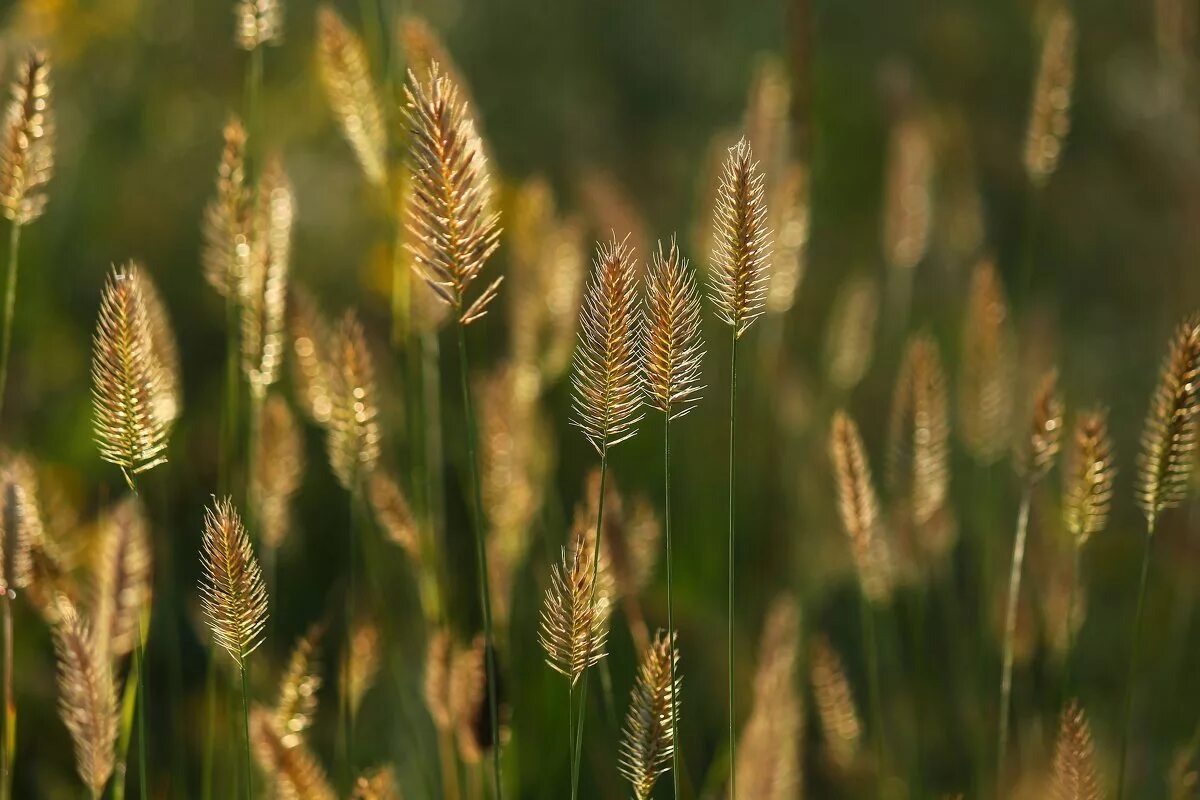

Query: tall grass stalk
1116,525,1155,800
726,331,738,798
239,662,253,800
1,592,12,800
0,221,22,425
860,590,885,794
996,488,1032,792
1061,546,1082,704
664,414,680,798
571,450,607,800
456,324,502,800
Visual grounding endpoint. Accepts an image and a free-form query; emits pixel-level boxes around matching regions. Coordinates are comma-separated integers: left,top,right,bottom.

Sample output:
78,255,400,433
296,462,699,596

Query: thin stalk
0,221,22,425
342,484,361,786
664,412,680,798
134,624,149,797
239,663,253,800
1061,546,1081,704
571,450,608,800
1116,523,1155,800
112,644,140,800
860,591,885,794
201,660,217,800
726,330,738,797
456,324,502,800
438,729,461,800
219,287,240,498
1,594,13,800
996,487,1032,793
567,681,575,791
246,391,264,541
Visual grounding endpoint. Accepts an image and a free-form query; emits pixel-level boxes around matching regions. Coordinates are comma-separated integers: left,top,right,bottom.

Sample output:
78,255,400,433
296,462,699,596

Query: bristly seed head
316,5,387,187
326,311,381,491
1025,8,1077,186
202,118,253,299
571,235,644,452
199,496,269,667
830,410,892,603
242,156,293,397
1052,700,1100,800
1017,369,1064,484
887,332,950,528
403,63,503,325
1063,409,1114,548
53,598,118,796
1136,312,1200,528
538,538,611,684
710,137,772,337
959,259,1016,465
0,50,54,226
235,0,284,50
618,630,679,800
643,236,705,419
253,393,304,551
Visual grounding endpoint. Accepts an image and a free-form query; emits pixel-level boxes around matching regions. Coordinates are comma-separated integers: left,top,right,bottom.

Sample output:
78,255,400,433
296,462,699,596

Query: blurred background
2,0,1200,796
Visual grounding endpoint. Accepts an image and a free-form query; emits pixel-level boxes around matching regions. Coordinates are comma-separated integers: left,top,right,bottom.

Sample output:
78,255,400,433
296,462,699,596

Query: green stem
727,330,739,797
571,450,607,800
860,591,885,794
1116,522,1155,800
135,632,147,796
996,487,1031,794
0,221,21,426
1,594,13,800
567,680,575,790
246,391,264,540
113,639,141,800
239,663,253,800
456,324,502,800
220,285,240,499
664,412,680,798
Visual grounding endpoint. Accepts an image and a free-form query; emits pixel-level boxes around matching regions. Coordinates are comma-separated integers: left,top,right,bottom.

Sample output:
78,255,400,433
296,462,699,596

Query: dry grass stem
882,114,933,272
1018,369,1065,484
887,332,950,528
275,625,322,748
202,118,252,299
250,706,336,800
824,276,880,392
538,539,611,684
288,287,335,426
241,156,292,397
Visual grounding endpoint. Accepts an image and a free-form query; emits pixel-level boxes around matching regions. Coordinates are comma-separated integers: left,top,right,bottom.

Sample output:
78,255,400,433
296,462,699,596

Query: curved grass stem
996,487,1032,793
456,324,503,800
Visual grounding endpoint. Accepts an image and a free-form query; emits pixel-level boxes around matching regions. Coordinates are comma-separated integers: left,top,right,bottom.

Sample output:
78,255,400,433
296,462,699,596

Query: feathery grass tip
199,496,269,666
830,410,892,602
643,236,705,418
538,539,611,684
316,6,387,187
0,50,54,226
619,630,679,800
711,137,772,337
1063,409,1114,547
326,311,381,490
53,599,118,797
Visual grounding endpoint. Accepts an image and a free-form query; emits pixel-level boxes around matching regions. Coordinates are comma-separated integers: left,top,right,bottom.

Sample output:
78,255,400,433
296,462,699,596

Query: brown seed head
424,628,454,731
253,394,304,551
538,538,611,684
348,618,381,715
242,156,292,397
92,497,151,661
0,50,53,225
133,269,182,429
368,471,418,560
351,766,400,800
199,497,269,666
830,411,892,603
316,6,387,187
288,286,334,426
1025,9,1077,186
711,138,772,336
824,276,880,392
235,0,283,50
643,237,705,418
882,114,933,272
275,624,323,749
326,311,381,491
1052,701,1100,800
202,118,253,298
451,635,507,762
1017,369,1065,483
571,236,644,452
810,635,862,768
618,630,679,800
1063,409,1114,547
1137,313,1200,527
887,332,950,527
404,64,503,325
250,706,336,800
53,599,118,796
91,263,171,488
959,259,1016,464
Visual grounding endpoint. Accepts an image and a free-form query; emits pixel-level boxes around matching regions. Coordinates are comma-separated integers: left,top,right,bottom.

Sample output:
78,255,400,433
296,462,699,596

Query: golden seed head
351,766,400,800
250,705,336,800
0,50,54,225
53,599,118,796
1137,312,1200,526
824,275,880,392
242,156,293,396
810,634,862,767
959,259,1017,464
404,64,503,325
133,269,182,429
1017,369,1065,483
710,138,772,336
1025,8,1077,185
424,628,454,732
368,471,419,560
202,118,253,299
1052,701,1100,800
288,286,335,426
538,538,611,684
316,5,387,187
348,618,381,715
199,496,269,666
0,455,42,597
882,114,934,272
887,332,950,528
571,235,644,452
253,394,304,551
618,630,679,800
734,596,802,800
274,624,323,749
1063,409,1115,547
235,0,283,50
91,263,171,488
92,496,151,661
766,163,809,316
830,411,893,603
326,311,381,491
643,236,705,418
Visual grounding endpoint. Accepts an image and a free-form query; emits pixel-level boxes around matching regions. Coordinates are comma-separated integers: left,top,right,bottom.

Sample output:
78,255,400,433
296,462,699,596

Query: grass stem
1116,523,1155,800
1,594,13,800
996,487,1032,793
664,412,680,798
571,449,607,800
727,329,739,797
239,662,253,800
456,323,502,800
0,221,22,426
